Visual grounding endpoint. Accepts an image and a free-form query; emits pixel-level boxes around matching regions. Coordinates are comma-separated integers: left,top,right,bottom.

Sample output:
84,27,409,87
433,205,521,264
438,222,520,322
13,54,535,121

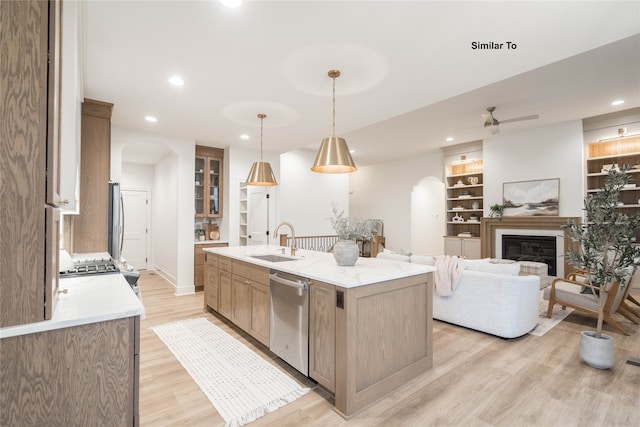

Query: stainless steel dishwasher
269,271,310,376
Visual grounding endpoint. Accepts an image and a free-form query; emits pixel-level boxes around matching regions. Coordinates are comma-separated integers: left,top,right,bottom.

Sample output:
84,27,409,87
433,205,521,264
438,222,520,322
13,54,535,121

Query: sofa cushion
464,259,521,276
409,255,435,265
376,252,410,263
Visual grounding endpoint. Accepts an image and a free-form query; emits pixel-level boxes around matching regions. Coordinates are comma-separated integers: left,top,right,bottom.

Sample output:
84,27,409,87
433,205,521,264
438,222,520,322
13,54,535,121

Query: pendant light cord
258,113,266,161
332,75,336,137
328,69,340,137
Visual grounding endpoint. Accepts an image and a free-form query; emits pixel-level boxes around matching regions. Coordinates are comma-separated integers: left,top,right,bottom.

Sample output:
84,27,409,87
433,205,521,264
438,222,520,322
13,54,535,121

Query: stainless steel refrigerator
107,181,122,263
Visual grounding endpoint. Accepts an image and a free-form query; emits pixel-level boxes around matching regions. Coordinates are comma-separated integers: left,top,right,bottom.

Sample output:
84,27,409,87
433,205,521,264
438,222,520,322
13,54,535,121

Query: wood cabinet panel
232,259,269,284
334,273,432,416
204,253,219,311
250,282,270,346
232,275,252,331
195,243,227,289
71,98,113,254
219,257,232,272
1,0,58,327
218,271,233,319
1,317,138,426
309,280,336,392
444,237,481,259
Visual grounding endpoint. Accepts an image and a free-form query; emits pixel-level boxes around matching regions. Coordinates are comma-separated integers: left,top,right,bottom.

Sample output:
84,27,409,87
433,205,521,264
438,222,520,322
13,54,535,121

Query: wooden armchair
544,267,636,335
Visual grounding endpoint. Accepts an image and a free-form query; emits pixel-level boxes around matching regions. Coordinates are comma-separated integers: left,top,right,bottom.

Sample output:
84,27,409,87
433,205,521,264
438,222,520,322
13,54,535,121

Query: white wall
121,162,154,189
350,148,444,252
411,177,445,255
483,120,584,218
152,153,179,282
280,149,350,236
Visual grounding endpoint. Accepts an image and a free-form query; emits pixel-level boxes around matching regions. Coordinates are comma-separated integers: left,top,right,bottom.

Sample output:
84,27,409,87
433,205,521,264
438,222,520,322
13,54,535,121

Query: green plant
489,203,504,220
328,203,379,241
563,167,640,337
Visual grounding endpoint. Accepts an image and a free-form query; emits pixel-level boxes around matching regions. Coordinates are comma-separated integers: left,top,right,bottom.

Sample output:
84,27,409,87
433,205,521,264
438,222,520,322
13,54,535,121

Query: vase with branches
328,203,380,266
563,166,640,339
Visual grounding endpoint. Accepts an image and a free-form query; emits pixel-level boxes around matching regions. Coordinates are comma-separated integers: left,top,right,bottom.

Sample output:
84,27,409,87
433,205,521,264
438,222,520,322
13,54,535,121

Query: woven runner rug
152,317,309,427
528,289,574,336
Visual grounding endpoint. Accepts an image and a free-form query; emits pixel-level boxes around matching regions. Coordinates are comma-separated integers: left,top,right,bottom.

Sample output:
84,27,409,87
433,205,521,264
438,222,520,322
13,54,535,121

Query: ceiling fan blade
499,114,539,124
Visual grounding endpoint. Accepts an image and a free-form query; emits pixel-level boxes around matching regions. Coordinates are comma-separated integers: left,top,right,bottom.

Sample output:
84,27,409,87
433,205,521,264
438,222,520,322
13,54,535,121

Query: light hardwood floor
139,271,640,427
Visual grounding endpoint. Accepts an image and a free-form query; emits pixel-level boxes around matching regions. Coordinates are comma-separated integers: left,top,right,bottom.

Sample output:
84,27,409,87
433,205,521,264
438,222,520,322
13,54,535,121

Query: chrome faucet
274,222,297,256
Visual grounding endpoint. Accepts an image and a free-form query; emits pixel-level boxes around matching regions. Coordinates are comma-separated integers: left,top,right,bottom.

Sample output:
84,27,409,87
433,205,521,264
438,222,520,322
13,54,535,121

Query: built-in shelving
239,183,248,246
586,135,640,241
444,158,483,259
445,160,484,238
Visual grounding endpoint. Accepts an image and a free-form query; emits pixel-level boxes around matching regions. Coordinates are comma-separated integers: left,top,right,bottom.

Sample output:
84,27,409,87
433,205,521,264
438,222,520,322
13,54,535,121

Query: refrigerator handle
119,193,125,259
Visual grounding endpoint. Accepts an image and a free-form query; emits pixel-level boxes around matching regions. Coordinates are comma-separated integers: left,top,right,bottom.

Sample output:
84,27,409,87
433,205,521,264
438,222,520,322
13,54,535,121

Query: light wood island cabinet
204,255,270,347
202,246,434,418
309,280,336,393
232,259,270,346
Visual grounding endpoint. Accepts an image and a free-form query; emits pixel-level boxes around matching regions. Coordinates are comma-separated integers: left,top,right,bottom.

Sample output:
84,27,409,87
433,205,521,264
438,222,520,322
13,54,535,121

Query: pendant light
246,113,278,186
311,69,357,173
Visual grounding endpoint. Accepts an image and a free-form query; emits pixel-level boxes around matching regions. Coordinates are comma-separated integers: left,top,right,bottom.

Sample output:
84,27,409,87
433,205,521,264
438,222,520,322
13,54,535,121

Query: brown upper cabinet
1,0,61,327
69,98,113,254
195,145,224,218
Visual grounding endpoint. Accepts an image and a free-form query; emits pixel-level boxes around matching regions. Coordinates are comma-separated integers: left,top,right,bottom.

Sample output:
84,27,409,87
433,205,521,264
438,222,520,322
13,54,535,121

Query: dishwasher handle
270,273,309,290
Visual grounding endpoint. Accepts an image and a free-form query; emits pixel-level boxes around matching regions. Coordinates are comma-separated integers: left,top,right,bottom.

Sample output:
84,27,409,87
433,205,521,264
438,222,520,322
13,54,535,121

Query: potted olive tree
563,167,640,368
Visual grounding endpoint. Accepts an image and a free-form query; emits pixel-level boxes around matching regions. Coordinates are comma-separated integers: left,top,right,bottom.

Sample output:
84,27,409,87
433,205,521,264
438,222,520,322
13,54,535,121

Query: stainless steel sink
249,254,298,262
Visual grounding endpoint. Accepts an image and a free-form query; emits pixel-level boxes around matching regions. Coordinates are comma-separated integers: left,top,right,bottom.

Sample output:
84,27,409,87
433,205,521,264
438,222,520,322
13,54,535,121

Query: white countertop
195,240,229,245
203,245,434,288
0,273,145,339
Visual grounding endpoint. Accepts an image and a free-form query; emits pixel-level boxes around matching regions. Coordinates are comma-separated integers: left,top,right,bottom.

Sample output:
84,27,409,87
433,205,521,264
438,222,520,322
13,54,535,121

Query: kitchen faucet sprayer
274,222,297,256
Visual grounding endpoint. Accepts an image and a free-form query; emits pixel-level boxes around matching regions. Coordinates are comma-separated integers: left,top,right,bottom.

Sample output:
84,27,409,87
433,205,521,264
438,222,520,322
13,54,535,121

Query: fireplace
480,216,581,279
501,234,556,276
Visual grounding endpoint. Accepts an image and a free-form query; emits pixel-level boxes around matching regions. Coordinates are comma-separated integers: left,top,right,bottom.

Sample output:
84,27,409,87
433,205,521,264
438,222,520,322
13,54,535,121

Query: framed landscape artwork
503,178,559,216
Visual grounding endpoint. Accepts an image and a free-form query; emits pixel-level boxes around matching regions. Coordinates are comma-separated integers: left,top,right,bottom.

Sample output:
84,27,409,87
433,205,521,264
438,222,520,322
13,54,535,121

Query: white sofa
377,253,541,338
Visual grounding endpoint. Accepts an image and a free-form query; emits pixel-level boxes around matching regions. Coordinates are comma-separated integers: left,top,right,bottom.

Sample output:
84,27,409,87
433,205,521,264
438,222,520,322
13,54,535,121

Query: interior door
247,187,270,246
121,189,149,270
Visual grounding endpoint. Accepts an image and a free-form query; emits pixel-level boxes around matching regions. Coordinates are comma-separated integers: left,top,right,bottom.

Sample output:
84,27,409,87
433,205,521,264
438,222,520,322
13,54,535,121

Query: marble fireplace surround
480,216,581,278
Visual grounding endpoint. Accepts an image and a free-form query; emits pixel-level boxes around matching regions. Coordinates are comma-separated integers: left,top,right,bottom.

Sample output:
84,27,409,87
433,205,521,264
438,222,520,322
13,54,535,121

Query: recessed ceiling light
145,116,158,123
240,134,250,140
349,150,355,154
168,76,184,86
611,99,625,106
220,0,241,8
446,137,454,142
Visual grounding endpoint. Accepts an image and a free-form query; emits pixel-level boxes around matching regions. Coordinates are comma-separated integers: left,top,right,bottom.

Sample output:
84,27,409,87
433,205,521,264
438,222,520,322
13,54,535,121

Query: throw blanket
434,255,465,296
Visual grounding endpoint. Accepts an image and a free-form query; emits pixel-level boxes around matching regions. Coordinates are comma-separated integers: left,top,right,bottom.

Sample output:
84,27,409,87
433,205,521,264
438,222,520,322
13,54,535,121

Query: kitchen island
203,244,434,418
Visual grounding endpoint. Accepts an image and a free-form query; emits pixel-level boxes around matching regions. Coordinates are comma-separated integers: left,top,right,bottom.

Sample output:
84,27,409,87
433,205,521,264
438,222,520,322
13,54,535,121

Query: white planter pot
333,240,359,266
580,330,615,369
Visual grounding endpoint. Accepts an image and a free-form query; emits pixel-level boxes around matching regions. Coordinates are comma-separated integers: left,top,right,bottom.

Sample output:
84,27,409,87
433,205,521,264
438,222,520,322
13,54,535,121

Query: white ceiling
84,1,640,167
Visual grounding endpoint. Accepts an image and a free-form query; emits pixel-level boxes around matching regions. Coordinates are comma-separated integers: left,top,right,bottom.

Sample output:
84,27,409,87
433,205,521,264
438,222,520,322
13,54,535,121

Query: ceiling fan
483,106,539,128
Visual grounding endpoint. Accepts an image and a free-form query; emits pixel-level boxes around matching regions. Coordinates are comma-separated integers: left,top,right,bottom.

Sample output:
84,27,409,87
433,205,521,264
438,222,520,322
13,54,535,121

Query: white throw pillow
376,252,410,263
464,259,521,276
409,255,436,265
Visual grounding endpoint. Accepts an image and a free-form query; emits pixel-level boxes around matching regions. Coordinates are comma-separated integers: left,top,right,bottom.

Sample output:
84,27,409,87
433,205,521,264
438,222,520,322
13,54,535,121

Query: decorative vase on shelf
333,240,359,266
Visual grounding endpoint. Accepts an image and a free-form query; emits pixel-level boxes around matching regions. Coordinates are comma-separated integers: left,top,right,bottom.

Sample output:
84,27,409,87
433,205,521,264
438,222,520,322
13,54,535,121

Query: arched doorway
411,176,445,255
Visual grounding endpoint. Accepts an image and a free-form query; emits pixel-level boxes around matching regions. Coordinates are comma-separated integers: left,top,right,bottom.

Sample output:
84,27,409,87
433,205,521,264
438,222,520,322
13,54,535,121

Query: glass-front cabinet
195,145,224,218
